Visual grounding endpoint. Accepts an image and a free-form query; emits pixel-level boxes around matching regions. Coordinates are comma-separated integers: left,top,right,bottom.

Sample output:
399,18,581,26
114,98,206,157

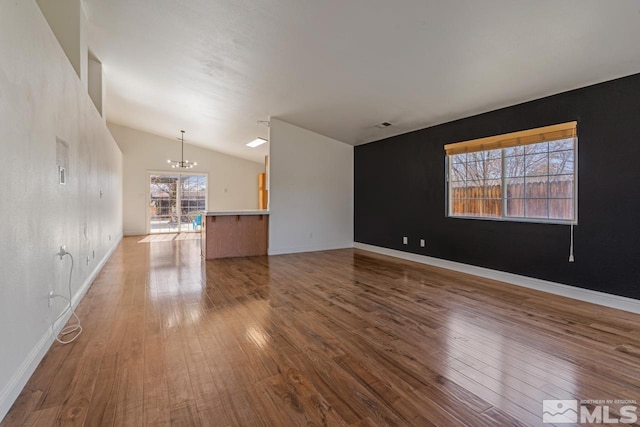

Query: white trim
354,242,640,315
0,234,123,422
269,241,354,256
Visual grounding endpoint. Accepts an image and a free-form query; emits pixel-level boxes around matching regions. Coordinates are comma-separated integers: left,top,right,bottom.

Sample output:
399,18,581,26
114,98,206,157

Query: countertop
201,210,270,216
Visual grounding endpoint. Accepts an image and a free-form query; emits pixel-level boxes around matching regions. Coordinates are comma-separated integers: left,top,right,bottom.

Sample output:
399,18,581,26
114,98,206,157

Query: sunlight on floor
137,233,200,243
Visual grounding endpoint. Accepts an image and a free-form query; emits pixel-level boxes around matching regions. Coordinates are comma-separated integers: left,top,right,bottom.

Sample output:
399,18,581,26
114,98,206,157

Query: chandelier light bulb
167,130,197,169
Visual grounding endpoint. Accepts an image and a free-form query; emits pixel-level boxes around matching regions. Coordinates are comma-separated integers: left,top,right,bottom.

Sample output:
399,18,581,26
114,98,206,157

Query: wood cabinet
258,172,268,210
201,212,268,259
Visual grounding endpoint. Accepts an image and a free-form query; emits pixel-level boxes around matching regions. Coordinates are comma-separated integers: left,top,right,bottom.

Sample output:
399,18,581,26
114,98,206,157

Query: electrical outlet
420,239,425,247
58,245,67,259
58,166,66,185
403,236,408,245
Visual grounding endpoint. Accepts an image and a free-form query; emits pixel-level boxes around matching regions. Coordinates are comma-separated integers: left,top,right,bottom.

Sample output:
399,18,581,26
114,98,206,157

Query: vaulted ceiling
84,0,640,162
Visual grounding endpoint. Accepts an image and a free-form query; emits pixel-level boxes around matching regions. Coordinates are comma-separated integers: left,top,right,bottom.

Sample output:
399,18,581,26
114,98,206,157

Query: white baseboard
354,242,640,315
269,241,354,256
0,234,123,422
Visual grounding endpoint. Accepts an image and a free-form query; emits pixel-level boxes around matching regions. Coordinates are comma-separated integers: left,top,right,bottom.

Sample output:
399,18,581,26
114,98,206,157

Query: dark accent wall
355,73,640,300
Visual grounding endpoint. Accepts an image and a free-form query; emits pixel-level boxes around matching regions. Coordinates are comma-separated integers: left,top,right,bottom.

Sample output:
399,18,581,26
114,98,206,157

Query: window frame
146,171,209,234
445,126,578,225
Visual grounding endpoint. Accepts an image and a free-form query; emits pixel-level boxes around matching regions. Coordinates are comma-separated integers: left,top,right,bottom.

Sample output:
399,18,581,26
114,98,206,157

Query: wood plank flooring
3,235,640,426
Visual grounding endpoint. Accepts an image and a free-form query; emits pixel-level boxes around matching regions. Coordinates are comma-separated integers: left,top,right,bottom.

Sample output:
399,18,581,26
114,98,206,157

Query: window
149,173,207,233
445,122,577,223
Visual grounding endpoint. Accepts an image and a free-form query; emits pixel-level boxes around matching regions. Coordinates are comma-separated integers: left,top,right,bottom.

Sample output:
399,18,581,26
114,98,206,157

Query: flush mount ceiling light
167,130,197,169
246,137,267,148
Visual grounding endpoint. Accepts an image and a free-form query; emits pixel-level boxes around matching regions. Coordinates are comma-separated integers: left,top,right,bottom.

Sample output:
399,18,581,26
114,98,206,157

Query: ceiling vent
375,122,392,129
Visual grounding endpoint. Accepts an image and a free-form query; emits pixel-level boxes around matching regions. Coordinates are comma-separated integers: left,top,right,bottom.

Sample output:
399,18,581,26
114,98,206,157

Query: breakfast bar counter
200,210,269,259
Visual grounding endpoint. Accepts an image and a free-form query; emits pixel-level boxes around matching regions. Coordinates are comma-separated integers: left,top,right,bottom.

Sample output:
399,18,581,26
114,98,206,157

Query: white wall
35,0,88,89
0,0,123,420
88,56,104,118
268,119,353,255
108,123,264,236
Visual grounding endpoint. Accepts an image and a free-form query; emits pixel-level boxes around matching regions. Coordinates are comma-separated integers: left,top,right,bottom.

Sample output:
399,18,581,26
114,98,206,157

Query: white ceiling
83,0,640,163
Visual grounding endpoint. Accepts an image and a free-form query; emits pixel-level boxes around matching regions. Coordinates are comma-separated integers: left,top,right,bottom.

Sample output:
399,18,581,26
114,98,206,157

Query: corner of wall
268,120,354,255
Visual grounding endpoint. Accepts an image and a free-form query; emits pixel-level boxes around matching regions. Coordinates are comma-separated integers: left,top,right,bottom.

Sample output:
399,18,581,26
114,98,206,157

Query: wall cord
569,224,575,263
51,251,82,344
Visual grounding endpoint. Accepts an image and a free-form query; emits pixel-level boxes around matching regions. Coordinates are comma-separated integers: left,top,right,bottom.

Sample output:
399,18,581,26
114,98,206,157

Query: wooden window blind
444,121,577,156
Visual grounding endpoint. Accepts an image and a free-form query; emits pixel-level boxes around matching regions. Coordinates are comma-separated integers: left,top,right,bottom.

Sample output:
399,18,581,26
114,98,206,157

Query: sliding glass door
149,173,207,233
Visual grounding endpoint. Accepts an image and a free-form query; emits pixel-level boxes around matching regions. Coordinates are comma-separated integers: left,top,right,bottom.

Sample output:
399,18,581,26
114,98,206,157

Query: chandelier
167,130,197,169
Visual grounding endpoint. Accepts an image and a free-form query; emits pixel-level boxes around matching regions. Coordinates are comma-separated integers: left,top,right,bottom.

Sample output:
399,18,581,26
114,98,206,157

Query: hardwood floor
3,235,640,426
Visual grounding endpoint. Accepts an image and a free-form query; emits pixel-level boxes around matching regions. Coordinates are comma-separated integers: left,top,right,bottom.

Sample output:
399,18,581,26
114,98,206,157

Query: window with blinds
445,122,577,223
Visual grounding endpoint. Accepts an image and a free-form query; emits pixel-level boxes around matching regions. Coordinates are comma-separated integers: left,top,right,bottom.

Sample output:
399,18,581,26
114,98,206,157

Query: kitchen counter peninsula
200,210,269,259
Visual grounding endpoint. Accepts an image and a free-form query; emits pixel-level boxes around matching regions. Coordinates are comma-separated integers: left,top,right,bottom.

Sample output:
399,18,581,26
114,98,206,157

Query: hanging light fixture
167,130,197,169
